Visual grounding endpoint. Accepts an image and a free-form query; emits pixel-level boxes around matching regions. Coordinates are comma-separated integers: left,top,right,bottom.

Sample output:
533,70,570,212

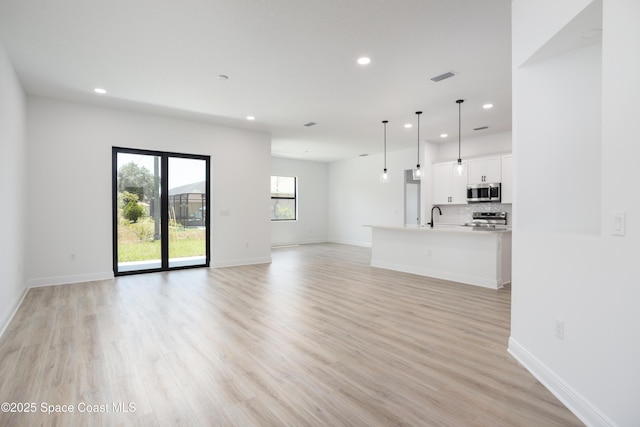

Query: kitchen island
365,225,511,289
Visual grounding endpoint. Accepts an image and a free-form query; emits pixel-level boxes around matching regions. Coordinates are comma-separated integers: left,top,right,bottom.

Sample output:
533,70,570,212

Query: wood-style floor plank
0,243,582,426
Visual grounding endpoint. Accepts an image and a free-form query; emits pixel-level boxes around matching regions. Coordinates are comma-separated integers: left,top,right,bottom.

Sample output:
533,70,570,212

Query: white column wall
510,1,640,425
0,42,27,334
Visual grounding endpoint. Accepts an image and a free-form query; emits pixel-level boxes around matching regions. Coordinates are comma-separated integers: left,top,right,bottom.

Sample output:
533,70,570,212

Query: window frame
270,176,297,221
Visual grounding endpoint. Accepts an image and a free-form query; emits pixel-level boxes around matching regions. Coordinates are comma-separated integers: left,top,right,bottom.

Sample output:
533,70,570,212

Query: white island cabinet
365,225,511,289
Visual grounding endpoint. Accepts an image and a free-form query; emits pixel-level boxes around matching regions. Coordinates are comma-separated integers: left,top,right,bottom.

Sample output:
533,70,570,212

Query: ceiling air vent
303,122,317,127
430,71,456,82
473,126,489,131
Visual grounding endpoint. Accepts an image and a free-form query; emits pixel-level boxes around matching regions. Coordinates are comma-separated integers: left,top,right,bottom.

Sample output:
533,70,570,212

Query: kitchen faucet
428,206,442,228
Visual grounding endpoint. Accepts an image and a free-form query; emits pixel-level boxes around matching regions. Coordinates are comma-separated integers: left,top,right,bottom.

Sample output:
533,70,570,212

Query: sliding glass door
167,156,207,268
112,147,210,275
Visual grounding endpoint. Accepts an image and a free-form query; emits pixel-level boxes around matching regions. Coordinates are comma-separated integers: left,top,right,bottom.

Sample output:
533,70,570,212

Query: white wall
435,130,512,162
0,43,27,334
26,96,272,286
510,1,640,426
271,157,329,246
512,0,596,67
328,147,418,246
518,45,601,234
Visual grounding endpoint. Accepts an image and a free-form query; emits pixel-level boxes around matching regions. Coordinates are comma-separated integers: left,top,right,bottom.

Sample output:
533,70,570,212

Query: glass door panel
168,157,207,268
115,152,162,272
113,148,210,275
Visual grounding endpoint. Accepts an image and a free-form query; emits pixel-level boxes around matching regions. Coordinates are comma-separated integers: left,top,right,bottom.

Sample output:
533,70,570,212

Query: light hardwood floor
0,243,582,426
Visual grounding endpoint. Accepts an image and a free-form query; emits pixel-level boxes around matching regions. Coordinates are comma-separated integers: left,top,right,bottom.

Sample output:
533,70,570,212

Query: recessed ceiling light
246,116,255,121
357,57,371,65
94,88,107,94
483,103,494,109
440,133,448,138
404,123,413,128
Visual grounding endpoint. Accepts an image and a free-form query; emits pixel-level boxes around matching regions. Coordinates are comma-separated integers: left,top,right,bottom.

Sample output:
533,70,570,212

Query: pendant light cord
456,100,464,161
416,111,422,167
382,120,388,170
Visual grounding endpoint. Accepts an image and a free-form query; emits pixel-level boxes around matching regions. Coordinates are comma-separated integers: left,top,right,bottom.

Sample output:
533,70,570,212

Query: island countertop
365,224,512,289
364,224,512,234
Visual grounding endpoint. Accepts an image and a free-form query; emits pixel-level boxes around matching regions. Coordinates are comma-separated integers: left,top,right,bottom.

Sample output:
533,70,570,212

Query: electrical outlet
555,319,565,340
612,211,626,236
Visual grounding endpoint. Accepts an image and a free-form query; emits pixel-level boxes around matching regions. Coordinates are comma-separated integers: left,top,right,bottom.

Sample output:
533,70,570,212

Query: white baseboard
327,238,371,248
211,256,272,268
0,286,29,340
27,271,114,288
508,337,617,427
271,238,328,247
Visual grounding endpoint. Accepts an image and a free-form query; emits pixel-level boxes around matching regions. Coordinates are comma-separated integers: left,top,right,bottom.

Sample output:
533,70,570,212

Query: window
271,176,297,221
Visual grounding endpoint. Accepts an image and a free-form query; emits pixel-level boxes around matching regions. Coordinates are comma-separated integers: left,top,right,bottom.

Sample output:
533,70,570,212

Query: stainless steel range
464,212,508,229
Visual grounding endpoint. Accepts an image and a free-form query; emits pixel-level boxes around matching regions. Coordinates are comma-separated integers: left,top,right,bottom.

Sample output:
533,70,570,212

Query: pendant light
456,99,464,176
412,111,423,180
380,120,390,183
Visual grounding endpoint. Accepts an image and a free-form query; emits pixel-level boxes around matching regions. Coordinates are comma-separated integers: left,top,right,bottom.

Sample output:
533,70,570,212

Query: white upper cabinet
433,154,512,205
468,156,502,184
433,161,468,205
501,154,513,204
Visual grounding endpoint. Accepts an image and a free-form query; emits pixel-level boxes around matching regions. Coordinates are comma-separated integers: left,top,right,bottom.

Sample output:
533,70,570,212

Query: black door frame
112,146,211,276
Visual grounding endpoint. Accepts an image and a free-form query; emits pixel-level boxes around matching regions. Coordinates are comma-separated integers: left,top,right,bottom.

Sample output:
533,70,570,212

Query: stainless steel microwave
467,183,501,203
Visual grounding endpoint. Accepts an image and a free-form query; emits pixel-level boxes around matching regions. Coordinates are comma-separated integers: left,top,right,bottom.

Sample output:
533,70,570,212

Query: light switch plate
612,211,626,236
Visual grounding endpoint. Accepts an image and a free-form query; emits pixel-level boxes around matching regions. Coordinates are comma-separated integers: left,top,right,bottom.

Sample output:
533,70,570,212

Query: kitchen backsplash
432,203,513,226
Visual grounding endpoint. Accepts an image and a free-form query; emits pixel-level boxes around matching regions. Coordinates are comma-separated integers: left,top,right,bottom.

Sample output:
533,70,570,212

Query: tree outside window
271,176,296,221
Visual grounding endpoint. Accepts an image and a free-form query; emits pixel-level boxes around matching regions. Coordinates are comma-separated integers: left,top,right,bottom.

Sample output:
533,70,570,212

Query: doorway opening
404,169,421,226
